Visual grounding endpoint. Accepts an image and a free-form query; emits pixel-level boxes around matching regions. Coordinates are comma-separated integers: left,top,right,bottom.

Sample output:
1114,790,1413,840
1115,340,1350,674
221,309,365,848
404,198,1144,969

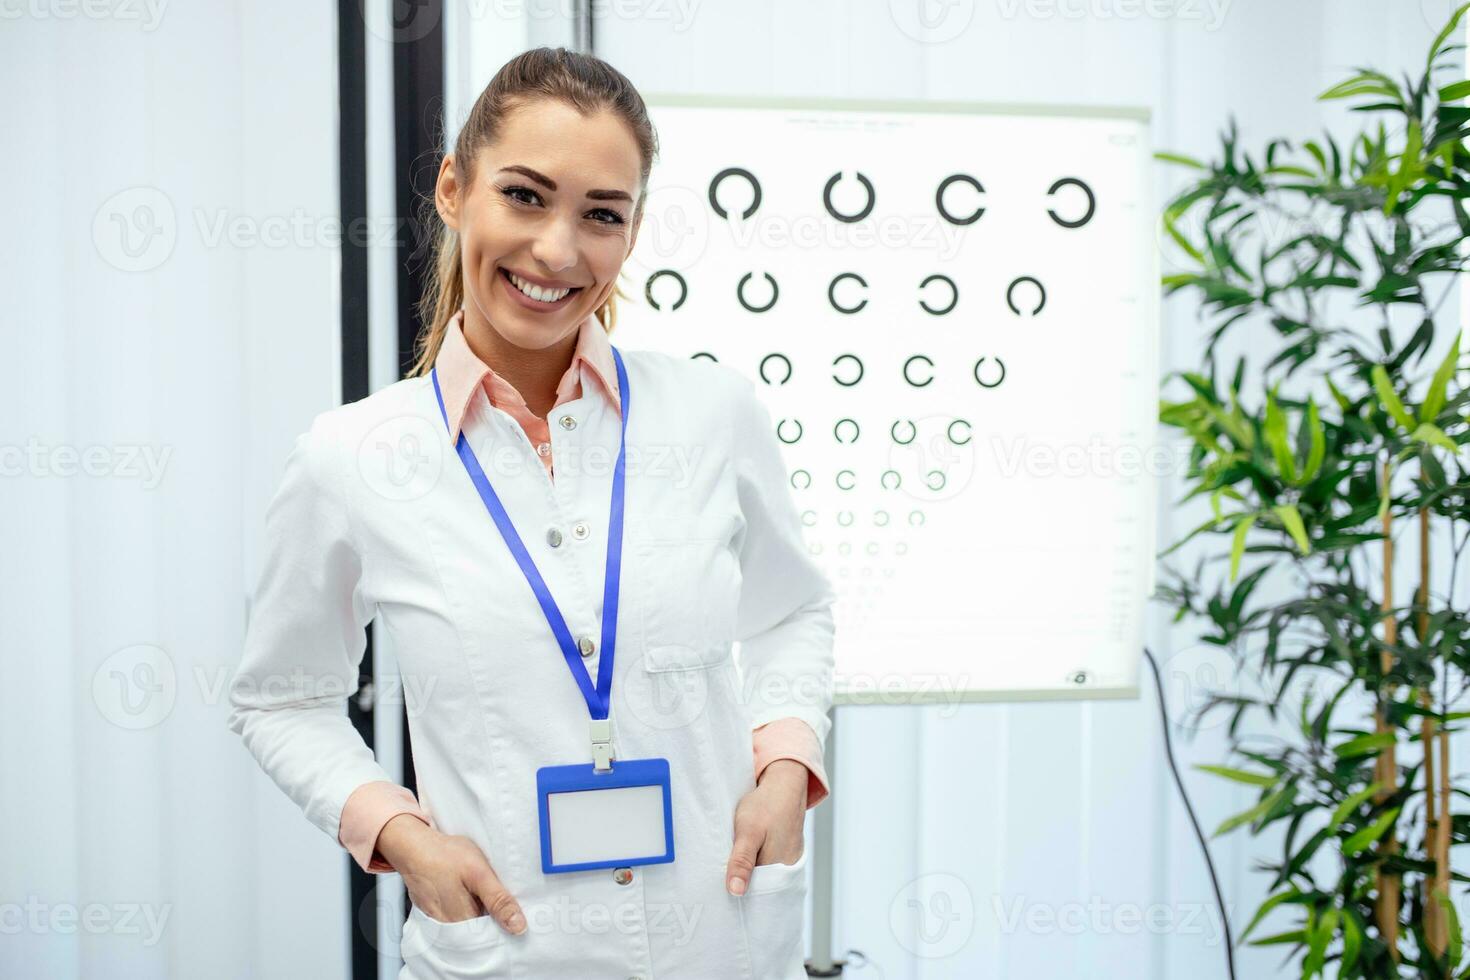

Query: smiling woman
226,45,836,980
406,50,657,421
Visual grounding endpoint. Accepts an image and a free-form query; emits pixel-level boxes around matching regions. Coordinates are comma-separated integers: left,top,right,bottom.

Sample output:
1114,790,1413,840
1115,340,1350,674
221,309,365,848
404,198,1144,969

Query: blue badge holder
536,757,676,875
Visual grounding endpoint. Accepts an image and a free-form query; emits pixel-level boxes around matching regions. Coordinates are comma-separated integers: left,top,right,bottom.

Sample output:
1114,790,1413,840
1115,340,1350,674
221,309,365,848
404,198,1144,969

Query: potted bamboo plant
1154,5,1470,977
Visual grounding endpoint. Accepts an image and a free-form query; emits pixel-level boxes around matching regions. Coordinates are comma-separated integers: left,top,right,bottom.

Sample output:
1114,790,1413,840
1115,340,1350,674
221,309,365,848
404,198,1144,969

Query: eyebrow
498,165,633,203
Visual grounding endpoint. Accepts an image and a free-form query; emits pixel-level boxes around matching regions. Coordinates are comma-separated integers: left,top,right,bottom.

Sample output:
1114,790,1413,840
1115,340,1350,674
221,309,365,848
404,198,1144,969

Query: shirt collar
432,307,622,445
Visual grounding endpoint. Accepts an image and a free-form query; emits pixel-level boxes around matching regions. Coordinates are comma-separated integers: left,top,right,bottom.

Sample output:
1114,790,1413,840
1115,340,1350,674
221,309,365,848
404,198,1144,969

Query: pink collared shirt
339,308,829,874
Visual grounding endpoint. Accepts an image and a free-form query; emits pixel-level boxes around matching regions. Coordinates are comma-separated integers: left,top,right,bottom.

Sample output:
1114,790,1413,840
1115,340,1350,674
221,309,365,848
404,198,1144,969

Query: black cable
1142,646,1238,980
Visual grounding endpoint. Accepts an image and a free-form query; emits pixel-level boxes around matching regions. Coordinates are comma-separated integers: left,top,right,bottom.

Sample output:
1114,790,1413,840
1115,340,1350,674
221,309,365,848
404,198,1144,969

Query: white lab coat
226,347,837,980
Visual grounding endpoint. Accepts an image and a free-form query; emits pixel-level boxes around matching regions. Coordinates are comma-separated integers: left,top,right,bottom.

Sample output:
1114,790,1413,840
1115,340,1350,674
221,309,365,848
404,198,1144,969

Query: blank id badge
536,757,675,875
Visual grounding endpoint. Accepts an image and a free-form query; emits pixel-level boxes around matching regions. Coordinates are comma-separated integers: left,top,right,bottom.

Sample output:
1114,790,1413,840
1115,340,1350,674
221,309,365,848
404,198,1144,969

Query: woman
227,47,836,980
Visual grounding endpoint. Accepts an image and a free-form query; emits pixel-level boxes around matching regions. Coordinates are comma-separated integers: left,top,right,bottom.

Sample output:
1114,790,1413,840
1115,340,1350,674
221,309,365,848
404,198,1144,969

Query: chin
482,295,585,349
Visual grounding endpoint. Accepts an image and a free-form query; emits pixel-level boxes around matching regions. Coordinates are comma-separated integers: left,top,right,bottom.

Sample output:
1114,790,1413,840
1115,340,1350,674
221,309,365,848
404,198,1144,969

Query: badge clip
590,718,614,772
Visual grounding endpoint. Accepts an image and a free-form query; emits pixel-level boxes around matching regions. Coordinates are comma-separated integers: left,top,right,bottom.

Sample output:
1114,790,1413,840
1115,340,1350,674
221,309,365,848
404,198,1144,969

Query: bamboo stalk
1374,461,1401,957
1437,701,1452,940
1419,507,1445,955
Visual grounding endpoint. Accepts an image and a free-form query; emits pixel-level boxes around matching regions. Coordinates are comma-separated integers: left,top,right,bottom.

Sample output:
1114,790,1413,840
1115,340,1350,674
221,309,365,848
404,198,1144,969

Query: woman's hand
724,759,809,896
377,814,528,935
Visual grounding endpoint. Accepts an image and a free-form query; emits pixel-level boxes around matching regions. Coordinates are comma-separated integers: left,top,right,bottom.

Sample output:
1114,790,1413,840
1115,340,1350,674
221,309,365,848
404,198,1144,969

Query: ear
435,154,462,231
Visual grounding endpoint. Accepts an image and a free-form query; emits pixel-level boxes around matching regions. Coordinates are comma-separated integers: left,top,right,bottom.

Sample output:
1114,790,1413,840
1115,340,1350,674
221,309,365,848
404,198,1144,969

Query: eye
589,208,626,226
502,185,542,206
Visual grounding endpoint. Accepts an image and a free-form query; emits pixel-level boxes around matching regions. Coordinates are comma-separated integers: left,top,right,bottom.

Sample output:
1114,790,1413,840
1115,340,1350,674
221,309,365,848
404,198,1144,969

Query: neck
460,305,579,420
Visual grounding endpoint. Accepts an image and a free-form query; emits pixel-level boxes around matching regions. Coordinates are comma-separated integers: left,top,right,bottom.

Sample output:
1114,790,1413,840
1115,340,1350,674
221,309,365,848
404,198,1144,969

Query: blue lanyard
429,345,629,722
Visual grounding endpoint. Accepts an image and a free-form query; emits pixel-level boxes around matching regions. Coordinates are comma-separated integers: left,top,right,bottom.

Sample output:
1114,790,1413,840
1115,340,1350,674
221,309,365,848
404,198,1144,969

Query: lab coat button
572,521,590,540
559,414,577,430
547,527,563,548
613,867,633,885
578,636,595,658
536,441,551,457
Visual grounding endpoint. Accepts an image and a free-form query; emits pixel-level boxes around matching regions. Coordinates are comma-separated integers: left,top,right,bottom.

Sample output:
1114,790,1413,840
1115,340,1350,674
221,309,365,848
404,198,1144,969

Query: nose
529,213,580,275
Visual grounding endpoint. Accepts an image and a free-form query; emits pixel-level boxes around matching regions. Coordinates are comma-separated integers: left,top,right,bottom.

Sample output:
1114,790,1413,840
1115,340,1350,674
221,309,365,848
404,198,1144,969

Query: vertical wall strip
573,0,595,54
391,6,446,902
336,2,378,979
392,1,446,381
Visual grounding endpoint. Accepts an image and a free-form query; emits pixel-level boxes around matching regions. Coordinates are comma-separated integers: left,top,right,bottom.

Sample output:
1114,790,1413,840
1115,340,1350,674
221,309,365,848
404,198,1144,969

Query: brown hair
406,46,658,378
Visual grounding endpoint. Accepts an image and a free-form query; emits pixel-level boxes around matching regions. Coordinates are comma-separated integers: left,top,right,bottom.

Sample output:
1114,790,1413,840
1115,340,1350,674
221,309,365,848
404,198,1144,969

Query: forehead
482,98,642,192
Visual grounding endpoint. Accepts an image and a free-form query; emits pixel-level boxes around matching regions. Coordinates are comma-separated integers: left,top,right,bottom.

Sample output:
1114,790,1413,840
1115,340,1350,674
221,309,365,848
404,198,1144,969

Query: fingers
466,864,527,936
725,819,765,897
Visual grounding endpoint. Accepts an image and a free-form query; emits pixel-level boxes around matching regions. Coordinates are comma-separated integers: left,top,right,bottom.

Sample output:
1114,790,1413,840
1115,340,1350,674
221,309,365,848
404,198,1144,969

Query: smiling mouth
500,267,583,305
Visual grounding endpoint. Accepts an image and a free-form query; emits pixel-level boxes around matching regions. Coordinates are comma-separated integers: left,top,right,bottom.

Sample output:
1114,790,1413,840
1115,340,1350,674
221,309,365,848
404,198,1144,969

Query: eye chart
615,96,1158,702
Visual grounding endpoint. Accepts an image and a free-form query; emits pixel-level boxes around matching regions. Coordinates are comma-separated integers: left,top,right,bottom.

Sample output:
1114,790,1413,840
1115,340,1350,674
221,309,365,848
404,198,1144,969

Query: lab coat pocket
738,847,810,980
633,519,739,672
400,905,509,980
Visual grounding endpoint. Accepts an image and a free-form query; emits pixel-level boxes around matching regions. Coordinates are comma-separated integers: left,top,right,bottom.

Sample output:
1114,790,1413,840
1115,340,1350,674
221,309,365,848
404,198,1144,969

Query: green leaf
1335,730,1396,758
1305,906,1338,976
1428,2,1470,69
1373,364,1415,430
1240,886,1304,942
1155,151,1207,169
1195,764,1279,787
1341,908,1363,970
1343,806,1399,855
1410,422,1460,454
1420,331,1462,423
1274,504,1312,555
1302,397,1326,481
1378,458,1393,522
1215,784,1293,837
1329,782,1382,830
1442,79,1470,102
1264,389,1297,482
1438,888,1464,969
1230,513,1257,582
1161,212,1204,262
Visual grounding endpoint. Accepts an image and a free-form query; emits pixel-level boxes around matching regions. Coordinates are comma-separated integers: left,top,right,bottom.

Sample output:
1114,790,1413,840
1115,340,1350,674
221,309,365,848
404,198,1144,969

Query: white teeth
508,271,571,303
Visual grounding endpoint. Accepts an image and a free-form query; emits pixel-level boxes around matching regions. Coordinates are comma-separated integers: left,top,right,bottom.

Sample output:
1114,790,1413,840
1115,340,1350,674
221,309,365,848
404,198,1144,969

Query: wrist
375,812,434,870
757,759,809,804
